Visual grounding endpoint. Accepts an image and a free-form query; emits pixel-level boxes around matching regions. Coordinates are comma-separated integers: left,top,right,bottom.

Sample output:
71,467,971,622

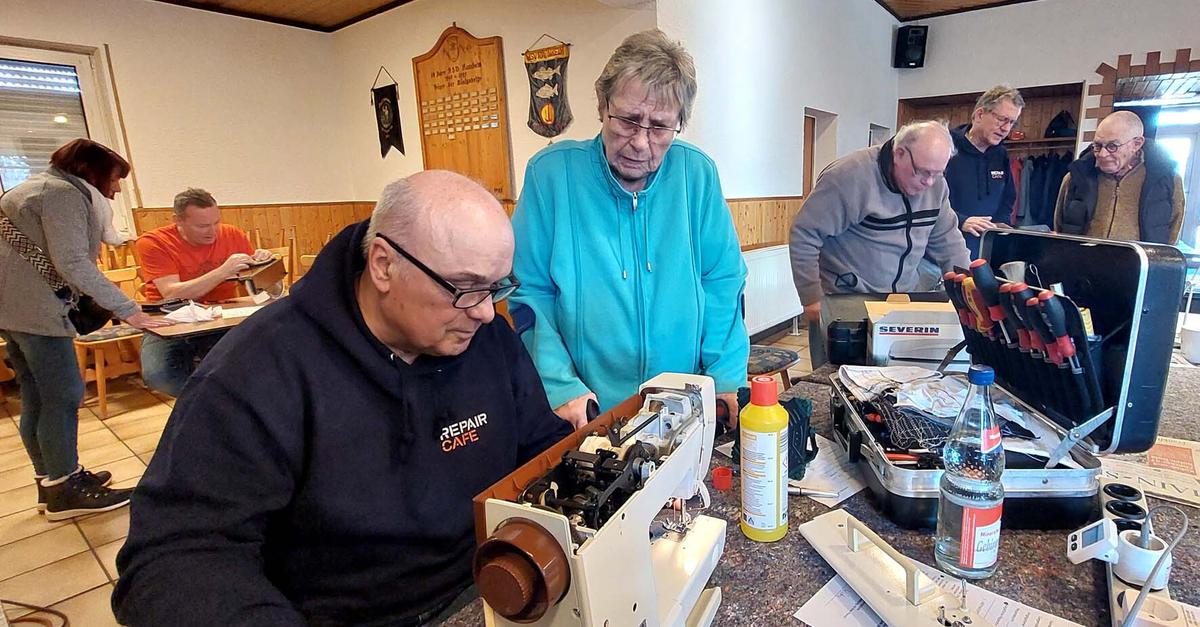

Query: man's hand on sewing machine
717,391,739,429
554,391,598,430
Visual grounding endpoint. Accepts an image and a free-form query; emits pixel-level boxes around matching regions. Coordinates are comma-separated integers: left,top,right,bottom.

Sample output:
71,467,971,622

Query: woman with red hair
0,138,167,520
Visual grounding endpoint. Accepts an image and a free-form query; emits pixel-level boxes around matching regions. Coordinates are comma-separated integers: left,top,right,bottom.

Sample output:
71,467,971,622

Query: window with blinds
0,59,89,192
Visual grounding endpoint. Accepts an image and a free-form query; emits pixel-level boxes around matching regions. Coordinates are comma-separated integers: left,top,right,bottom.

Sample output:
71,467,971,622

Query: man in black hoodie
113,170,574,626
944,85,1024,257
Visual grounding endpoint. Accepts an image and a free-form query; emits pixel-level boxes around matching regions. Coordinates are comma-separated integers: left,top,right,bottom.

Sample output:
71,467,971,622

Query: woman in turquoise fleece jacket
510,30,749,428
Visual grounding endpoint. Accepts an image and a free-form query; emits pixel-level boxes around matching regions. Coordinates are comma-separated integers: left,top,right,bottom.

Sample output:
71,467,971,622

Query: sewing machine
471,373,726,627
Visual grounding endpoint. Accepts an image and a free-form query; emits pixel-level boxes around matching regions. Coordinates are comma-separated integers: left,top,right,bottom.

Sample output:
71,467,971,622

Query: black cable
1,598,70,626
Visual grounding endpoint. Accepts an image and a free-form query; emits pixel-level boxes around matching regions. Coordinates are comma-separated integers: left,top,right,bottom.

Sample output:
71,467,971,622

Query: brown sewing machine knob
474,518,570,622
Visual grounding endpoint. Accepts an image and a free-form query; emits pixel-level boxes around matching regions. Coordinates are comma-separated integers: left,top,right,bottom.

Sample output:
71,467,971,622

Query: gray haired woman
0,138,167,520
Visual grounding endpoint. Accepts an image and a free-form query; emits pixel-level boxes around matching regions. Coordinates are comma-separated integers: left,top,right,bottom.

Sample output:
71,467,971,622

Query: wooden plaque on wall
413,26,514,202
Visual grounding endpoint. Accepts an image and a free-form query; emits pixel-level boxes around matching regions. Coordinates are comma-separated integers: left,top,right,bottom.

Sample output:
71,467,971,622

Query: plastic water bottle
934,365,1005,579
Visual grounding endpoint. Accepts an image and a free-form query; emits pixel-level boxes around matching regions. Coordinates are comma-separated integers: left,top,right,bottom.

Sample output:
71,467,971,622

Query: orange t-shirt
136,224,253,302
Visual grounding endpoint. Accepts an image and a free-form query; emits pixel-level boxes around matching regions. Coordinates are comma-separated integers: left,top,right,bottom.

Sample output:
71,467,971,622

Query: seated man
135,188,272,395
1054,110,1185,244
789,121,970,366
113,171,573,626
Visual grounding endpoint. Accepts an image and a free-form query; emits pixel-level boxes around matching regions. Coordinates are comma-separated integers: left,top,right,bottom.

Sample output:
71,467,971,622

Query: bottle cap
968,364,995,386
750,376,778,406
711,466,733,491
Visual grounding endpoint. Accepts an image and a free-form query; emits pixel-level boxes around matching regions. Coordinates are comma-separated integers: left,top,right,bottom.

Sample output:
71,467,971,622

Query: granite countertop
448,363,1200,626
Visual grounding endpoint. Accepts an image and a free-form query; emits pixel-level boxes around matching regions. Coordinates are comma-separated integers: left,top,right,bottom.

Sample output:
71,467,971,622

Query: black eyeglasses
374,233,519,309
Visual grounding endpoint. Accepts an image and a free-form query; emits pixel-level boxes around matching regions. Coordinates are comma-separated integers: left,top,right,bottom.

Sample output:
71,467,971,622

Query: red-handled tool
969,259,1016,345
1037,290,1077,363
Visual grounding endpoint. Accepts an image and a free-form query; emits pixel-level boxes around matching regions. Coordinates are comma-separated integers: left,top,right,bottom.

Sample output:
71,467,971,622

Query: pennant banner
372,82,404,158
524,44,572,138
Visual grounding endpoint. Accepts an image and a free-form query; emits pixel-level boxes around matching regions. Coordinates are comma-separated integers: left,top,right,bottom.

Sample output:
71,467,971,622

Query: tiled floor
0,328,805,624
0,376,170,625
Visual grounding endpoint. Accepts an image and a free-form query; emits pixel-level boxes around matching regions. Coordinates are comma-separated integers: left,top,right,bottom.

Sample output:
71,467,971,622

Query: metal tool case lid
978,230,1186,454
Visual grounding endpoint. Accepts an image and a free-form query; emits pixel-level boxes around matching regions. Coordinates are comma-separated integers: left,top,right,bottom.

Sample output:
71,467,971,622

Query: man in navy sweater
945,85,1024,258
113,171,574,626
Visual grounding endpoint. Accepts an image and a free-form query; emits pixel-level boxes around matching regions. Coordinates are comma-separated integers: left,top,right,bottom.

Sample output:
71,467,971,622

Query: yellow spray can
739,376,789,542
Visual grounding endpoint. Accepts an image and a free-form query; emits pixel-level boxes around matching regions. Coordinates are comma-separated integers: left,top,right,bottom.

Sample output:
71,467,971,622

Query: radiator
743,244,802,335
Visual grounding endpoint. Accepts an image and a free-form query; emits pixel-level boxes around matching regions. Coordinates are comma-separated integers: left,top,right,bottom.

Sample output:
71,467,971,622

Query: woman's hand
122,311,173,330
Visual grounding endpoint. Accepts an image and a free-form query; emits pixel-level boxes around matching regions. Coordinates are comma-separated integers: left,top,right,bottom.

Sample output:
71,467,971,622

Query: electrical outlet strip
1100,479,1181,626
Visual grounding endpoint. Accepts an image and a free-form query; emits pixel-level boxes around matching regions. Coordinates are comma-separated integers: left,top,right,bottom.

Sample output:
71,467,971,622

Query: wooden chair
73,267,145,419
298,254,316,276
98,241,139,271
0,339,15,404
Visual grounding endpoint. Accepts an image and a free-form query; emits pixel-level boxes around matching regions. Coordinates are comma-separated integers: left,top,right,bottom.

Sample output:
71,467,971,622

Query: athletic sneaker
42,472,132,521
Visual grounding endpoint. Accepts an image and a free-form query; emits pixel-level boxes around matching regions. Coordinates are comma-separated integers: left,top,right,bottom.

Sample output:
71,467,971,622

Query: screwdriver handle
1037,290,1076,359
969,259,1006,322
1026,296,1063,365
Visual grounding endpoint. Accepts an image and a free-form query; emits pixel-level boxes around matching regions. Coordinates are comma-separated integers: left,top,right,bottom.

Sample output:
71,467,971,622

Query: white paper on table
163,302,217,323
221,305,265,320
794,564,1084,627
788,434,865,507
792,575,886,627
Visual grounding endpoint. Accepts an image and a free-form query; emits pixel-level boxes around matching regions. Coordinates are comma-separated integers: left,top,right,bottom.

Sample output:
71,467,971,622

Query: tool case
830,231,1187,529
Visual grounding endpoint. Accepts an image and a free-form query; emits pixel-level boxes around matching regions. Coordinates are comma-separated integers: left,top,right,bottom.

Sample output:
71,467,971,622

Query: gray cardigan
0,169,139,337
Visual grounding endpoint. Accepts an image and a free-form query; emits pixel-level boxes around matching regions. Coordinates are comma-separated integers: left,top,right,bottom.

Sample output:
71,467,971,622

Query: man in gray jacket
789,121,970,364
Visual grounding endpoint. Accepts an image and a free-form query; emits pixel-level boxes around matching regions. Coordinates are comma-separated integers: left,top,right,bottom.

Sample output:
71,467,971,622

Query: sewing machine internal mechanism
471,373,726,627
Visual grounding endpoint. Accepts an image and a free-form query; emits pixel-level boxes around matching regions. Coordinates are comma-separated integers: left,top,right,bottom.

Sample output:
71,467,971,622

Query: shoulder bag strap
0,190,73,300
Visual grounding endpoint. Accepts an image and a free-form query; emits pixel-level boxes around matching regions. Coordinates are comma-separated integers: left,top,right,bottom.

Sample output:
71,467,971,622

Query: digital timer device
1067,518,1119,564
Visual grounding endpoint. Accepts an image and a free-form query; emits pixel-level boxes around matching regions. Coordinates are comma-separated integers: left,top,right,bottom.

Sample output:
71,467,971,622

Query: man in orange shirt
137,188,272,395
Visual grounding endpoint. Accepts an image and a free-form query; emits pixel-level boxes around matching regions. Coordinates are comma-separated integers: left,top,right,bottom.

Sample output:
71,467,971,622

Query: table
447,363,1200,626
144,296,274,338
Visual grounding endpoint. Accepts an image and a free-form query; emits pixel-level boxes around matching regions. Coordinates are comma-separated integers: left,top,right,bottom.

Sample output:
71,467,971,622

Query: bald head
365,170,512,261
1096,111,1144,141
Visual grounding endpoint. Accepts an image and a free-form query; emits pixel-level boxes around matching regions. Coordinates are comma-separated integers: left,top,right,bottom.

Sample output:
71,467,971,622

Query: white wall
331,0,655,202
898,0,1200,134
0,0,352,207
657,0,899,198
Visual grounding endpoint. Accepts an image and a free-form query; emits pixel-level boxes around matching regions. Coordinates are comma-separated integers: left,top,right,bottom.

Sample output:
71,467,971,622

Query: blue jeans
0,330,83,479
140,332,224,397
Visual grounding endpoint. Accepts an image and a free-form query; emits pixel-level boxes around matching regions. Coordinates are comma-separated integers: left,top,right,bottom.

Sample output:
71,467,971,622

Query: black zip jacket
113,220,572,626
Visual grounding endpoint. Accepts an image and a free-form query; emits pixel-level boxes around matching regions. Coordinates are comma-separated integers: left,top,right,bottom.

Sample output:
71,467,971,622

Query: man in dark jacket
945,85,1024,257
1054,111,1185,243
112,170,574,626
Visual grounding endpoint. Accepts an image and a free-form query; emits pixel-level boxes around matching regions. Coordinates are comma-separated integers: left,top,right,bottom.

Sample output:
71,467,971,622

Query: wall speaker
893,25,928,69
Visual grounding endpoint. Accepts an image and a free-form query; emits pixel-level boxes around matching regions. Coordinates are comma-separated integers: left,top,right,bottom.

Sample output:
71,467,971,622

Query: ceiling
150,0,415,32
154,0,1048,31
874,0,1043,21
1116,72,1200,107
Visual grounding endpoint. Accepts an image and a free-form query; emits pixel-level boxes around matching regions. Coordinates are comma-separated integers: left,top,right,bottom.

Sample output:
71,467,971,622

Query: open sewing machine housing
471,373,726,626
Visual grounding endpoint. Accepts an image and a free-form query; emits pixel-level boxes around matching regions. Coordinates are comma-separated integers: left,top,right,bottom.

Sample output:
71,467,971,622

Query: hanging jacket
1056,141,1182,243
944,124,1016,257
510,134,749,412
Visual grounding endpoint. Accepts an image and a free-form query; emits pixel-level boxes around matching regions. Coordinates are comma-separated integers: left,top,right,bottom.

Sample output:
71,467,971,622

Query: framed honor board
413,25,514,202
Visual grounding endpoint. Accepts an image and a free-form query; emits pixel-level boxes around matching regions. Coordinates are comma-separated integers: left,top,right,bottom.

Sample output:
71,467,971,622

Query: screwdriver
969,259,1016,346
1035,290,1096,415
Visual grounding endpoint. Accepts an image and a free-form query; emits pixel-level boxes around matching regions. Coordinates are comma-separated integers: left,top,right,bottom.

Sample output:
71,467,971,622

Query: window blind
0,59,89,192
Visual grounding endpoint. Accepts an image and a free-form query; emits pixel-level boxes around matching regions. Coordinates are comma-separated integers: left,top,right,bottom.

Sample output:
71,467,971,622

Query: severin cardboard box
865,297,966,371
